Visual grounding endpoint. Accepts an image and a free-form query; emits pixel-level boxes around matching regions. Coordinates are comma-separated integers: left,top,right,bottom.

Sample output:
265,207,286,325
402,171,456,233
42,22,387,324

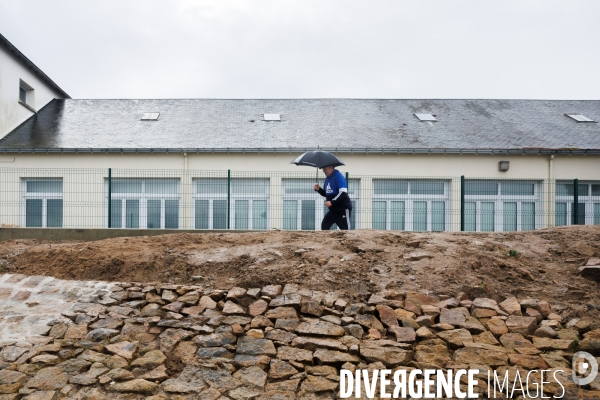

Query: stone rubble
0,273,599,399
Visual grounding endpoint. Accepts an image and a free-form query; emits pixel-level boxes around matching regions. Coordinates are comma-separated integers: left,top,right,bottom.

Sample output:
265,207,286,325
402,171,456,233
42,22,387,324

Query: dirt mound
1,226,599,319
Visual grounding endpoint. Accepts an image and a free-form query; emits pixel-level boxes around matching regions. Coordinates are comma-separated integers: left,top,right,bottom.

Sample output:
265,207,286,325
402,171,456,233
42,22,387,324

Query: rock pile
1,280,600,399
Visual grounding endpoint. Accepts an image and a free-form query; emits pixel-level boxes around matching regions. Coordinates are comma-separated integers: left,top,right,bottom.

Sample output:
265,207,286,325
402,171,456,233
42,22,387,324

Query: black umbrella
291,150,345,182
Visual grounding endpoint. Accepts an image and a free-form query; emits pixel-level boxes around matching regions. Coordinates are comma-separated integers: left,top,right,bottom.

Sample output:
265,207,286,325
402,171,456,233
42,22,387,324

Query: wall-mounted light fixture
498,160,510,172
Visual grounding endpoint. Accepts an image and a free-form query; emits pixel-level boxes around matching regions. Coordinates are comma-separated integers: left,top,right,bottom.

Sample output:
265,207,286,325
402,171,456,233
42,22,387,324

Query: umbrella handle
315,167,318,184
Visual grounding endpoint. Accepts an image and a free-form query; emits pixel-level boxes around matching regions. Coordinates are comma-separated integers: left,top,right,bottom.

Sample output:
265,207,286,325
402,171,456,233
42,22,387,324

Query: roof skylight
415,113,437,121
566,114,595,122
263,114,281,121
141,113,160,121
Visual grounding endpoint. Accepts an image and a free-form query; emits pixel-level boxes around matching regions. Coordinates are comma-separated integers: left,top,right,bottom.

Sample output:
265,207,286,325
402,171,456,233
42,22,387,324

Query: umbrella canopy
290,150,345,169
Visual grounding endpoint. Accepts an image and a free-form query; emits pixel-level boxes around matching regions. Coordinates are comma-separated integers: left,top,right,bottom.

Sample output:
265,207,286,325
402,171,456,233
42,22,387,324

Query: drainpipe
182,152,188,229
548,155,554,228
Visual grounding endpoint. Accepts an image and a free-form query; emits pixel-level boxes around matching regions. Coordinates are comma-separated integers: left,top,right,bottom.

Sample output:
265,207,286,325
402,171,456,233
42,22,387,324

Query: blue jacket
316,169,352,212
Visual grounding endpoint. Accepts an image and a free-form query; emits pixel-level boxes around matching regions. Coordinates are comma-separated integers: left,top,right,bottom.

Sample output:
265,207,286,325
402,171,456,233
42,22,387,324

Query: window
263,114,281,121
372,180,448,231
282,178,358,230
464,180,539,232
193,178,269,230
19,79,34,108
141,113,160,121
107,178,180,229
22,178,63,227
415,114,437,121
555,181,600,226
565,114,595,123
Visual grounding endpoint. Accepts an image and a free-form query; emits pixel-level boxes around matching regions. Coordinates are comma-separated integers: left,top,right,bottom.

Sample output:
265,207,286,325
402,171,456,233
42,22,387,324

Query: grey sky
1,0,598,100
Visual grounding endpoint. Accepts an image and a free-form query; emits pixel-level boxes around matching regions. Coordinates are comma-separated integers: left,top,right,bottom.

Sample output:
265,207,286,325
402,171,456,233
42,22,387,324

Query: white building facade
0,33,70,139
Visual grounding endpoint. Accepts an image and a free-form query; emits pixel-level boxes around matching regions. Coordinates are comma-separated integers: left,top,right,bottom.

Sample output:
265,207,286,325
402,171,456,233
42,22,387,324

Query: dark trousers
322,209,352,230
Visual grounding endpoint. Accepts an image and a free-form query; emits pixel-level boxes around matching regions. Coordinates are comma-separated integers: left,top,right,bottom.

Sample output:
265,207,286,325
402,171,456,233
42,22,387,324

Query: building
0,33,70,139
0,98,598,232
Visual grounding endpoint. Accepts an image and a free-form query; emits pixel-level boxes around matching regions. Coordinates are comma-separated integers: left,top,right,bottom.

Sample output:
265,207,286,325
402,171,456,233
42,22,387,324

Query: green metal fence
1,168,599,231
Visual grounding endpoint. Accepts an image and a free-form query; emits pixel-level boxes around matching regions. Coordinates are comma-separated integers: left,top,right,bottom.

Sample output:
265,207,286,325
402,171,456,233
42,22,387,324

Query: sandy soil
1,226,599,321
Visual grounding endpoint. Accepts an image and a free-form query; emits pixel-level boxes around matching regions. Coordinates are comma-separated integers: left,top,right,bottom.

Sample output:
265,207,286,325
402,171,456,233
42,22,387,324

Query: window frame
18,79,34,109
281,178,359,230
464,180,541,232
105,178,181,229
372,179,450,231
555,181,600,226
21,178,63,228
192,178,270,230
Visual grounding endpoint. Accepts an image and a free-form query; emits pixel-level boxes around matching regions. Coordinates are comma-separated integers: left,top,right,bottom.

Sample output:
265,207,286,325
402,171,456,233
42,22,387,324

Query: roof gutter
0,148,599,155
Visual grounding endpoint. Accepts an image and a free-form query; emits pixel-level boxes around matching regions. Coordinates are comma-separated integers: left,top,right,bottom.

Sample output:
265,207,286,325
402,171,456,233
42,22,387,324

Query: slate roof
0,33,70,99
1,98,599,154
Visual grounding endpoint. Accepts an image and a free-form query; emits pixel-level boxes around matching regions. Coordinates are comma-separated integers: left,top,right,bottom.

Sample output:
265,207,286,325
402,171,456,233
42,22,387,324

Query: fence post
108,168,112,228
227,169,231,230
460,175,465,231
573,178,579,225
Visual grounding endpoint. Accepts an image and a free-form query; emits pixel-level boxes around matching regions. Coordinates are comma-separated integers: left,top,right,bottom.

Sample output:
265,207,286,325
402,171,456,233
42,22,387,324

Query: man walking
314,165,352,230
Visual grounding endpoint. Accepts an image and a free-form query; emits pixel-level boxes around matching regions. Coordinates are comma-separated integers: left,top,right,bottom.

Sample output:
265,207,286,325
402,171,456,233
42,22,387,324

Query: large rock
532,337,576,351
222,301,246,315
314,349,360,364
196,347,233,359
269,294,301,308
301,299,323,317
295,320,345,337
508,354,549,369
69,364,108,386
505,316,537,336
389,327,416,343
486,318,509,335
0,370,27,393
359,342,412,367
262,285,282,297
161,365,206,393
265,307,298,320
108,379,158,394
0,346,28,362
472,298,499,311
159,328,194,352
25,367,69,390
579,337,600,355
291,337,347,352
499,333,540,355
453,346,508,366
299,375,338,393
233,366,267,389
376,305,399,328
437,329,473,348
439,308,466,326
277,346,313,363
414,344,451,367
248,299,269,317
84,328,119,342
64,324,88,340
354,315,384,332
194,332,237,348
236,337,277,356
130,350,167,369
269,360,298,380
234,354,271,370
105,341,138,359
499,297,522,315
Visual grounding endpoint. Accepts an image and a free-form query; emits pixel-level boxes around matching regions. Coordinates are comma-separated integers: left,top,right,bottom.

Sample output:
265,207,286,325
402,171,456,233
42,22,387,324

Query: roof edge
0,33,71,99
1,147,599,155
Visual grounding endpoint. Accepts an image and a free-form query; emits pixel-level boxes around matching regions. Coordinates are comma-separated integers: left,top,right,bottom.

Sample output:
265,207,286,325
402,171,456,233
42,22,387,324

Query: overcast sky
1,0,598,100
